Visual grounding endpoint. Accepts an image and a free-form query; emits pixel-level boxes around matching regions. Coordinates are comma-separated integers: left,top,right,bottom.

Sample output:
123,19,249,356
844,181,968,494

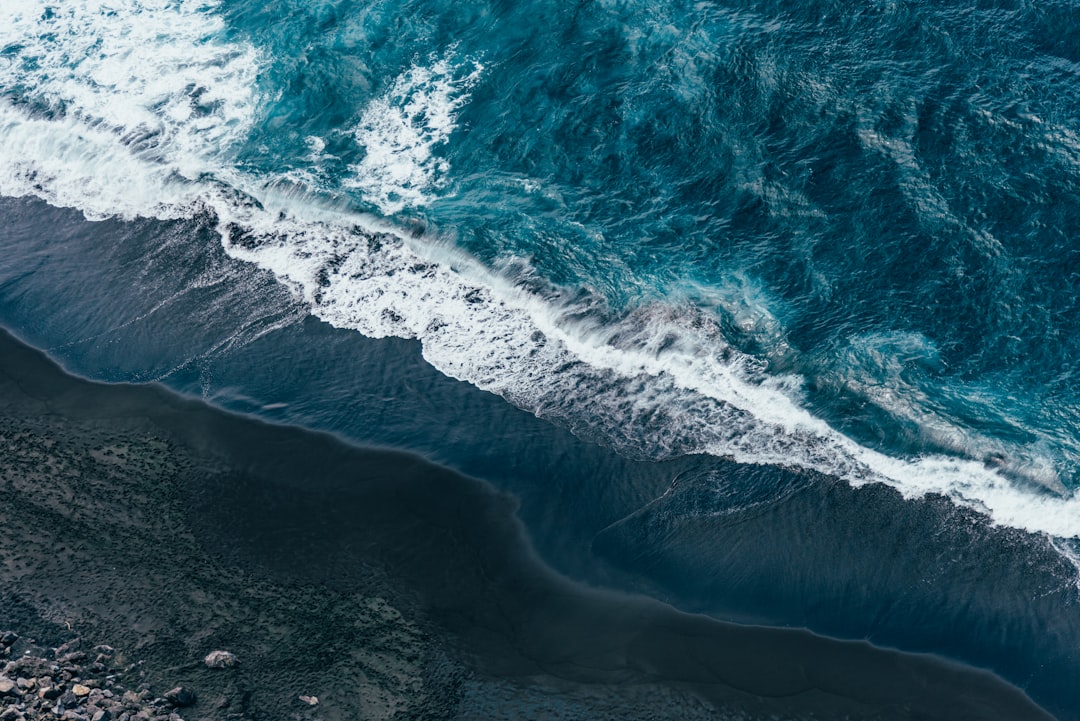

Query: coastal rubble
0,633,200,721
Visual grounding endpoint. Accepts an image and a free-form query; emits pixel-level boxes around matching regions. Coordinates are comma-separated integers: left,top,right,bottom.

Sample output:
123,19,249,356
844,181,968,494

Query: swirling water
2,0,1080,713
4,0,1080,529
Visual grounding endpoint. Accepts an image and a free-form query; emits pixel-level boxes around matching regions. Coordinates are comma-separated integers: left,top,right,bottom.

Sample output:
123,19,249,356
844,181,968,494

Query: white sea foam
344,53,484,215
0,0,260,217
218,201,1080,540
1,1,1078,549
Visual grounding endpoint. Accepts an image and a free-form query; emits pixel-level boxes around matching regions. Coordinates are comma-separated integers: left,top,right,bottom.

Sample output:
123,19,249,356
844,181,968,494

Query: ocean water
2,0,1080,716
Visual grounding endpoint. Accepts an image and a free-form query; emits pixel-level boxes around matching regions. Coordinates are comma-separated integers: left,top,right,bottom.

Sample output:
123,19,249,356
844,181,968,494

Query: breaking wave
2,0,1079,548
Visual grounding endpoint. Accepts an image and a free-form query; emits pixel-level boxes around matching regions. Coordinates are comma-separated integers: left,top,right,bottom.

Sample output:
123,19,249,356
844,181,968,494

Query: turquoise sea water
5,0,1080,521
2,0,1080,716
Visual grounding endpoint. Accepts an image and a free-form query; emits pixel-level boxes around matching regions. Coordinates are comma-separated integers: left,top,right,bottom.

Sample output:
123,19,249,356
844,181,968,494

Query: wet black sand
4,195,1079,719
0,327,1055,720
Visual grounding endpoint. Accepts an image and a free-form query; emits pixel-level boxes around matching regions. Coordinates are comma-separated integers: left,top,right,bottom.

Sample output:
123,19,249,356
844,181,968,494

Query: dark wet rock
4,658,50,680
0,633,17,648
0,635,188,721
202,651,237,669
162,688,194,709
54,641,80,657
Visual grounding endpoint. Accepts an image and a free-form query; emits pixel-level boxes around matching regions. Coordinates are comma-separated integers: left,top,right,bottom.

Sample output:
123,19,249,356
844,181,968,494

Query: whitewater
2,0,1079,547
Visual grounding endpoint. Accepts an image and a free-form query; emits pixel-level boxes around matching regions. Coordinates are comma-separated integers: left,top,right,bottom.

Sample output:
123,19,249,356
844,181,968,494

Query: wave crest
1,0,1078,545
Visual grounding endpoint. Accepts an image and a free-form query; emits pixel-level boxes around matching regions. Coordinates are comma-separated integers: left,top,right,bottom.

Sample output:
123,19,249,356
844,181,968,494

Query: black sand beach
0,327,1054,720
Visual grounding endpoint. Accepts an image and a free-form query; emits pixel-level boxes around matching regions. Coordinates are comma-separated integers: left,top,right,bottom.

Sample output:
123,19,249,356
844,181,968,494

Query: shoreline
0,326,1055,720
2,196,1078,717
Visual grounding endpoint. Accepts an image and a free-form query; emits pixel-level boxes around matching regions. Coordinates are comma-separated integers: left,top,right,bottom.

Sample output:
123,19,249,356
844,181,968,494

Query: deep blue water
225,0,1080,497
2,0,1080,717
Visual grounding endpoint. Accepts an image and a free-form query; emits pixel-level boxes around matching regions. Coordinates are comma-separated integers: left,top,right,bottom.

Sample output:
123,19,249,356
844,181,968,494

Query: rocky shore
0,632,221,721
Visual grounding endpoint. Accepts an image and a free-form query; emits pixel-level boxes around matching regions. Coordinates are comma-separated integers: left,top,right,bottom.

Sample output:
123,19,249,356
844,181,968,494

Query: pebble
162,688,194,708
202,651,237,670
0,634,195,721
298,695,318,706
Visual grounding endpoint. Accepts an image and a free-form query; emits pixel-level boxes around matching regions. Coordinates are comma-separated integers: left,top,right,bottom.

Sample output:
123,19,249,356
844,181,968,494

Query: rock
4,657,50,679
55,640,81,656
298,695,319,706
0,632,17,647
163,687,195,708
202,651,237,669
0,636,209,721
